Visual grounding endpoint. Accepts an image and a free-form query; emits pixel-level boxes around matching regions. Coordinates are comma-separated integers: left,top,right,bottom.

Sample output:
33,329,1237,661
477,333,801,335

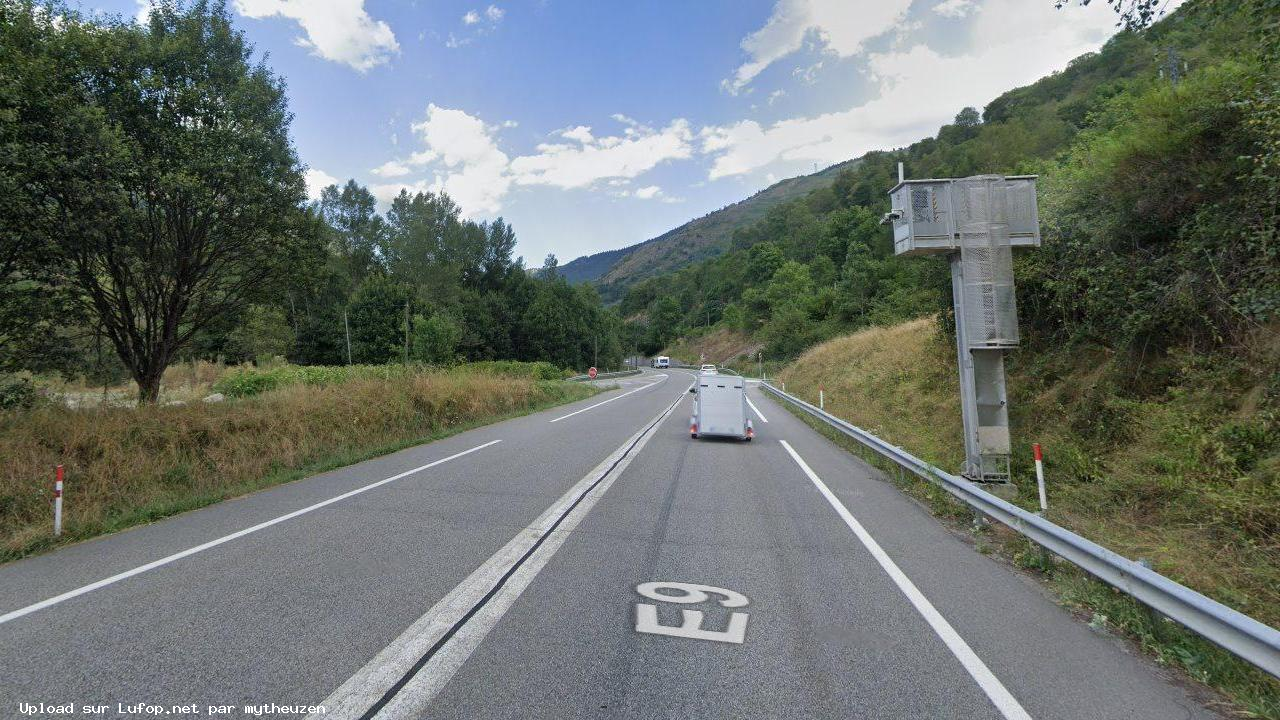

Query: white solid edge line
778,440,1033,720
549,374,666,423
0,440,502,627
744,394,769,423
314,389,686,720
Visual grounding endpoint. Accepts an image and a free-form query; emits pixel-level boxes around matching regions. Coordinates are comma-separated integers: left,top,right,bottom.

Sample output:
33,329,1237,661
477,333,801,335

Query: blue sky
87,0,1139,267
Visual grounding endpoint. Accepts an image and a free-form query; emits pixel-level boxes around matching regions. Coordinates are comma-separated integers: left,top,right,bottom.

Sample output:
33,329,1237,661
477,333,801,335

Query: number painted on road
633,581,750,644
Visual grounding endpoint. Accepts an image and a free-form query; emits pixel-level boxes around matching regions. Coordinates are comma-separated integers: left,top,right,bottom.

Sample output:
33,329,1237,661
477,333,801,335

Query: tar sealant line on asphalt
548,373,667,423
779,440,1033,720
0,440,502,627
744,394,769,423
314,383,692,720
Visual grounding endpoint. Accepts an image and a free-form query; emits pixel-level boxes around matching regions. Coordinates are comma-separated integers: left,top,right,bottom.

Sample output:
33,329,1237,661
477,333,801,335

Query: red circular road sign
588,367,597,379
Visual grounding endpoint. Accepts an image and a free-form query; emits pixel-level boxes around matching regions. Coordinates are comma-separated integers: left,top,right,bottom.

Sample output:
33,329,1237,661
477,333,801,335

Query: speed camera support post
884,167,1041,483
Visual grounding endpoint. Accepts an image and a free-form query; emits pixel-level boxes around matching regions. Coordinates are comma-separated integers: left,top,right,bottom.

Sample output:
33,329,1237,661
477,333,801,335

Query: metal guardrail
760,381,1280,679
567,369,643,382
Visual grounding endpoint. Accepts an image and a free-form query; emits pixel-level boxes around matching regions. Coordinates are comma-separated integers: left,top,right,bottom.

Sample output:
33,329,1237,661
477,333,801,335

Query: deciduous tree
3,1,318,401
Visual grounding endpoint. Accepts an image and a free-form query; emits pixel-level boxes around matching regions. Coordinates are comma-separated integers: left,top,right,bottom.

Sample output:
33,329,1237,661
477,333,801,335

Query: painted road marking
635,581,749,644
779,440,1032,720
0,440,502,627
314,391,687,720
744,395,769,423
549,374,667,423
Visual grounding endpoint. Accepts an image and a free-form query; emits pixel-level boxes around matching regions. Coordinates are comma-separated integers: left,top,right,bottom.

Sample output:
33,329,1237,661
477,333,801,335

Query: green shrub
0,374,38,410
463,360,569,381
1212,412,1278,473
212,364,412,398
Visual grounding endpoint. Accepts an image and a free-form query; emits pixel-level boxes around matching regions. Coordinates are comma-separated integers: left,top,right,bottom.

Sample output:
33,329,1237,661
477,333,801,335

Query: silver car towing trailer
689,373,754,441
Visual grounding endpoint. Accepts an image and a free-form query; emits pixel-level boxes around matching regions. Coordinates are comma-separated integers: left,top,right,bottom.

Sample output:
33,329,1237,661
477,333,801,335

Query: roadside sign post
884,167,1041,483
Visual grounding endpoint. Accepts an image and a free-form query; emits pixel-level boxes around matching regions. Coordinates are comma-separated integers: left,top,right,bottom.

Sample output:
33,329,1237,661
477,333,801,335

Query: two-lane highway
0,370,1220,719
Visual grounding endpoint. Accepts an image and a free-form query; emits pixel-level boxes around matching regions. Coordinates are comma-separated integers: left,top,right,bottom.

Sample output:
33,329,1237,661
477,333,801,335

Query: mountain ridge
558,158,861,298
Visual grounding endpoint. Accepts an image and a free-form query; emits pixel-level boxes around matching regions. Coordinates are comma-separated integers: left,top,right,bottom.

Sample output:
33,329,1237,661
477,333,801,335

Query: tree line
0,0,623,402
289,181,623,375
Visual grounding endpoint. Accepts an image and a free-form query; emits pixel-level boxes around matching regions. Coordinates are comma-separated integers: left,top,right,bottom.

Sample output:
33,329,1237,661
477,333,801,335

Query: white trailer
689,374,754,441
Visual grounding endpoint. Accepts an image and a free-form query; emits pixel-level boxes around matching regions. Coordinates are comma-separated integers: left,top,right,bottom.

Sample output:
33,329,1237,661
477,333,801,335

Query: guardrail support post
53,464,64,536
1137,558,1169,641
1034,443,1047,512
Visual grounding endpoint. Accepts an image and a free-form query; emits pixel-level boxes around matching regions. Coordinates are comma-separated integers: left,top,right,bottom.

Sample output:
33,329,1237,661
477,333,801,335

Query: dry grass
0,370,594,560
778,316,1280,624
663,328,763,371
36,359,239,408
779,318,964,467
777,316,1280,715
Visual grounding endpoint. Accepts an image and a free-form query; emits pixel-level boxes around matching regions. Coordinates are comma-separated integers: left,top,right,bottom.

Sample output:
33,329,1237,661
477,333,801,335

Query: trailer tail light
747,426,754,439
690,422,698,434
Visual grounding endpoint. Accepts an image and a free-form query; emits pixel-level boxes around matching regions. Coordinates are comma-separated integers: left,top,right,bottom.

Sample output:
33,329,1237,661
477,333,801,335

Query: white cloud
305,168,340,200
371,160,411,178
724,0,912,94
404,104,513,216
408,149,439,165
560,125,595,144
933,0,976,18
891,20,924,49
453,5,503,47
793,60,824,85
703,0,1123,179
509,118,693,190
372,110,693,217
768,89,787,105
371,179,433,205
233,0,399,72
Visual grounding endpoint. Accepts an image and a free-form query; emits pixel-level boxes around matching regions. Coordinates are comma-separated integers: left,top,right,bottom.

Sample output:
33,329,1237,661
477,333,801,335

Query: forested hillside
558,158,859,298
631,0,1278,372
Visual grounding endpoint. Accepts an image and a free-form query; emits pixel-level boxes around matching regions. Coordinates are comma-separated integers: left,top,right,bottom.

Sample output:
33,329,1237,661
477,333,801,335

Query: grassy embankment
777,317,1280,717
661,328,770,375
0,361,595,562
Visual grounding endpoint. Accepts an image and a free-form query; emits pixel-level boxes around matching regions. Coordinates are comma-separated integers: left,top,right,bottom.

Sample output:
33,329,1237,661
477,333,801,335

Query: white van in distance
652,356,670,368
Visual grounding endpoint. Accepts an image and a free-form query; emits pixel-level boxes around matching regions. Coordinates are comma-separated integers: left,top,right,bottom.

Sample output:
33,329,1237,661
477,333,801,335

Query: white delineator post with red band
53,464,64,536
1033,444,1047,512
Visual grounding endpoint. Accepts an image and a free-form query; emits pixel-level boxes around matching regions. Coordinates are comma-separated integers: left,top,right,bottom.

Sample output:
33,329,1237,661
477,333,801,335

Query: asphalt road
0,369,1220,719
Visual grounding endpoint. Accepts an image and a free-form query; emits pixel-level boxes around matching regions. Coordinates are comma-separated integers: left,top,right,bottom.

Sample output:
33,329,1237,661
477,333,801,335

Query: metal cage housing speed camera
886,173,1041,483
889,175,1040,258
